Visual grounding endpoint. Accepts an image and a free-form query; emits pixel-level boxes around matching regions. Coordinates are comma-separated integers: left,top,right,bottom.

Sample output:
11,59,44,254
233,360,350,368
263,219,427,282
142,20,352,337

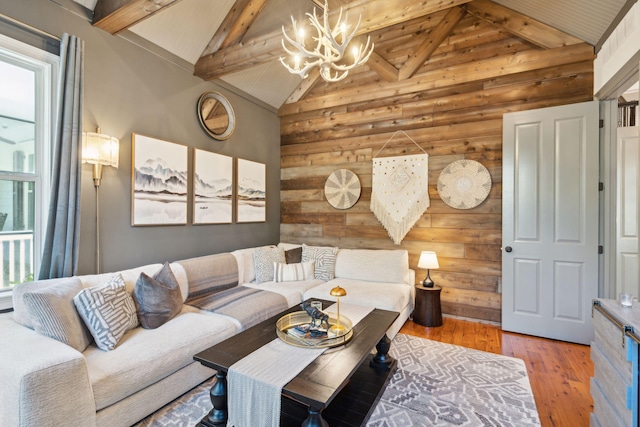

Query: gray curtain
39,33,84,279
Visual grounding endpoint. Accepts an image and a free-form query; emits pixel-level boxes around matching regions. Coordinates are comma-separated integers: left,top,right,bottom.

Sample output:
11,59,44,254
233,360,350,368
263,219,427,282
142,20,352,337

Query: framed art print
132,133,188,226
193,149,233,224
236,158,266,223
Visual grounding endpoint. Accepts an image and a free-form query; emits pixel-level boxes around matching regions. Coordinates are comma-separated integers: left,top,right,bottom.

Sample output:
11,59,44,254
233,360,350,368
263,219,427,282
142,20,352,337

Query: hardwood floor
400,317,594,427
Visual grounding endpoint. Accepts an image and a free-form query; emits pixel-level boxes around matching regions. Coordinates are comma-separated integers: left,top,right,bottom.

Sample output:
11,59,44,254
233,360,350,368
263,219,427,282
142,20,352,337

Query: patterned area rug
134,334,540,426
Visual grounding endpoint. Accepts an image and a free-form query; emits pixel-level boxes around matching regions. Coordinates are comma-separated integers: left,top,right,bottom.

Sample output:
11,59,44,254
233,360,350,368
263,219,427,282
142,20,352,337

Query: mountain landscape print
132,134,188,225
237,158,266,222
194,150,232,224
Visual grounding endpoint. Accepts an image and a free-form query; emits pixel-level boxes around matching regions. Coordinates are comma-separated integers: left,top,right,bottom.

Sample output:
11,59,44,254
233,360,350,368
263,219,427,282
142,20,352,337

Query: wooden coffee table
193,299,399,427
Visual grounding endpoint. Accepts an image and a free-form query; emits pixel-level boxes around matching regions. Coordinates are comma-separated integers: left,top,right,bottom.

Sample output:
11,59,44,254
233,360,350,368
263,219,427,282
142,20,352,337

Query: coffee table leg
370,335,394,371
199,371,227,427
301,406,329,427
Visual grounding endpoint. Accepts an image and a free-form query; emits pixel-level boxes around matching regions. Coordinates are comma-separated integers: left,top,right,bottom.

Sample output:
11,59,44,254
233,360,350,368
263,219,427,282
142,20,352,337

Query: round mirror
197,91,236,140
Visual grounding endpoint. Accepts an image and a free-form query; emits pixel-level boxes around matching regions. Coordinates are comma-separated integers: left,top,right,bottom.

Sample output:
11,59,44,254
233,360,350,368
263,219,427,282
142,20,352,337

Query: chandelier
279,0,374,83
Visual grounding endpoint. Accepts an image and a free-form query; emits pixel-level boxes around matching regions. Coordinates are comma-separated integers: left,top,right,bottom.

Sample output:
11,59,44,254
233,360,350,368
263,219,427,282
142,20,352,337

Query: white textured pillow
73,274,139,351
273,262,314,282
302,244,339,281
253,246,285,284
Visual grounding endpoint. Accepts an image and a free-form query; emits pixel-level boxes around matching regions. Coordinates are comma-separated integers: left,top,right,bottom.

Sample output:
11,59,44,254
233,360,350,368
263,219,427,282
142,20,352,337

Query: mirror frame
197,91,236,140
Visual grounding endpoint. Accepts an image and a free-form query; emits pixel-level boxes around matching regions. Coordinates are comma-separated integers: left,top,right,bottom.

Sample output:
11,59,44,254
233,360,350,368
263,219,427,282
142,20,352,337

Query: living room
1,0,639,426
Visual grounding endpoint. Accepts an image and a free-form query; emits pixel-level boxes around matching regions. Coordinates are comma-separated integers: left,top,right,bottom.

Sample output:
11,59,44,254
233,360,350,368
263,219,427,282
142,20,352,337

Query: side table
413,285,443,327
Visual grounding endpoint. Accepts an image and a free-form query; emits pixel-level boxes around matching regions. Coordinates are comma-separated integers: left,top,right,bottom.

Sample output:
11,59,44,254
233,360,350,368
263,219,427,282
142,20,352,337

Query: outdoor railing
1,232,33,289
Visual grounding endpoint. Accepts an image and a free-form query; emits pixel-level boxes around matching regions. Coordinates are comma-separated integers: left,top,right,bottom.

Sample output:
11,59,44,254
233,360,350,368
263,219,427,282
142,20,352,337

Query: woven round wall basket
324,169,361,210
437,160,492,209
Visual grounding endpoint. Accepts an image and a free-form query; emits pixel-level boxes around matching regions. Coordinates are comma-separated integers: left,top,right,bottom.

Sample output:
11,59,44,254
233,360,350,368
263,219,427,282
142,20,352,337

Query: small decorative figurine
300,302,330,331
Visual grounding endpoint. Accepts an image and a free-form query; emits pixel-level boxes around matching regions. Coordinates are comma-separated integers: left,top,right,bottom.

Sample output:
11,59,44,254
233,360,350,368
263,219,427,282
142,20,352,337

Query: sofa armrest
0,315,96,427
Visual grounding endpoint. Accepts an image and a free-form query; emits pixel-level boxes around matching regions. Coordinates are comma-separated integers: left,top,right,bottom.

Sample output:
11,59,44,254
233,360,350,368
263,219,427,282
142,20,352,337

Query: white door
617,127,639,297
502,101,599,345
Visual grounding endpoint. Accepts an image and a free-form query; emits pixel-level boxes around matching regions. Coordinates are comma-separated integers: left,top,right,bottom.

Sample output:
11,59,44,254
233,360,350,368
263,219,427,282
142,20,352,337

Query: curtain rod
0,13,61,42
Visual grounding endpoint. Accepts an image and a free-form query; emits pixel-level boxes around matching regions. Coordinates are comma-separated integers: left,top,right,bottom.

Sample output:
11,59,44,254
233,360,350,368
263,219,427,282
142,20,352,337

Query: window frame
0,34,58,310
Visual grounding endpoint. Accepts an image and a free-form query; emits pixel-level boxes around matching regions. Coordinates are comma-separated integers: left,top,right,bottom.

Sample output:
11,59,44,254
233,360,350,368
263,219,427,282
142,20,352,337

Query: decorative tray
276,311,353,348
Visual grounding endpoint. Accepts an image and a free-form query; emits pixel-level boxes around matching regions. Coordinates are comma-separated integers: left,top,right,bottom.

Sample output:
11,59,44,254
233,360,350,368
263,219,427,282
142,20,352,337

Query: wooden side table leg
301,406,329,427
198,371,227,427
370,335,394,371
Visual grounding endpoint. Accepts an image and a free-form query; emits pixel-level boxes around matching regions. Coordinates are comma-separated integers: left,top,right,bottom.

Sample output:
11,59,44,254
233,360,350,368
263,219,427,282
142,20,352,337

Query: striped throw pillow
273,262,315,282
73,274,139,351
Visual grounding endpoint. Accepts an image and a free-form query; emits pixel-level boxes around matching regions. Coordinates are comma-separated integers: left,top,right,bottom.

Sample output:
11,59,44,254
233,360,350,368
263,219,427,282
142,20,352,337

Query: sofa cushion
133,262,183,329
302,244,338,281
21,279,92,352
179,253,239,302
302,278,412,314
273,261,314,282
244,279,325,307
334,249,409,284
253,246,285,284
83,306,238,411
73,274,139,351
231,247,256,284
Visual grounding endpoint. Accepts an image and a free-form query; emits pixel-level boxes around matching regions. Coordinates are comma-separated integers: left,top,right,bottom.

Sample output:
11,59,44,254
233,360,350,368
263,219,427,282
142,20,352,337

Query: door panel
503,101,599,345
617,127,639,297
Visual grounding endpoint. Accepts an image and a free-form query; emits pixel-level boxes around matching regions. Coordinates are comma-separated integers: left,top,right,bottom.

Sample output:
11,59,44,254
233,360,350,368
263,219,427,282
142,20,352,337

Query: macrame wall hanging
370,131,430,245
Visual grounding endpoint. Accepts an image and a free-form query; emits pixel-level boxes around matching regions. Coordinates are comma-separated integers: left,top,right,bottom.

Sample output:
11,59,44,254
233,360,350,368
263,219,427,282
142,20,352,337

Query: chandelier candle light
280,0,374,82
418,251,439,288
330,285,347,333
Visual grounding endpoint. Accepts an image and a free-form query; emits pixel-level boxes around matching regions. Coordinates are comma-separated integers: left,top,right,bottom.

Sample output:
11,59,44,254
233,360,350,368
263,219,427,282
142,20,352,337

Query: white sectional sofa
0,243,414,427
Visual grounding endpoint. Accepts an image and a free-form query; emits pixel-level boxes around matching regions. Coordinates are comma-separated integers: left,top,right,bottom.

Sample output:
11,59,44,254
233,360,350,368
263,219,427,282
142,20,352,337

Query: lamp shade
82,130,119,168
330,286,347,297
418,251,439,269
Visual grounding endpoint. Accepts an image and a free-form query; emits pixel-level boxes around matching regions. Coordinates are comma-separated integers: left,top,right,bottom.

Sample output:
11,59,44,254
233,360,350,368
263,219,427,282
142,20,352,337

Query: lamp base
422,270,434,288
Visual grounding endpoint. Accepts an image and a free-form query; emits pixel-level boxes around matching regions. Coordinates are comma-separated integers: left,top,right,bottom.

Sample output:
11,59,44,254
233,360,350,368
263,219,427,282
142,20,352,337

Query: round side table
413,285,443,327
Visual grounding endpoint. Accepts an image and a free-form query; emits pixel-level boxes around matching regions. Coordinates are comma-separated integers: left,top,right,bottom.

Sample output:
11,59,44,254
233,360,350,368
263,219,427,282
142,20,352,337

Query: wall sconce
82,128,119,273
418,251,439,288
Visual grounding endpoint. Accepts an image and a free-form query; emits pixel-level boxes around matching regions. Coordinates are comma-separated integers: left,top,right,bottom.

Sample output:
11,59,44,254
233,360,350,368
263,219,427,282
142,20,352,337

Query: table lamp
418,251,439,288
330,286,347,333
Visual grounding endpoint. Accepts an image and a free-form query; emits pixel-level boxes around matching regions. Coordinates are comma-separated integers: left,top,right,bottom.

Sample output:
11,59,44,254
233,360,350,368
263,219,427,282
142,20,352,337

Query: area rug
134,334,540,426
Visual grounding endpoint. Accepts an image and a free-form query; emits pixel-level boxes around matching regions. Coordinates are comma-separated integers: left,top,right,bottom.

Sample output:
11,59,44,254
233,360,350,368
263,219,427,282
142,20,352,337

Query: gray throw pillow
253,246,285,284
285,247,303,264
22,279,93,352
133,262,183,329
73,274,139,351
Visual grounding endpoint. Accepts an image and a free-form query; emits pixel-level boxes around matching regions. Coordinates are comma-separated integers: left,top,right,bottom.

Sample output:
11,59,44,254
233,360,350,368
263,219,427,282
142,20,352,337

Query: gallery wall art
132,133,188,226
193,149,233,224
236,158,266,223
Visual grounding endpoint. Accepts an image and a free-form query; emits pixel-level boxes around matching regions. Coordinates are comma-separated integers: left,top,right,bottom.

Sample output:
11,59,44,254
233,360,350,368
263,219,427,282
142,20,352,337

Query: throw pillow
73,274,139,351
133,262,183,329
253,246,285,284
285,247,302,264
22,279,93,352
273,261,315,282
302,244,339,281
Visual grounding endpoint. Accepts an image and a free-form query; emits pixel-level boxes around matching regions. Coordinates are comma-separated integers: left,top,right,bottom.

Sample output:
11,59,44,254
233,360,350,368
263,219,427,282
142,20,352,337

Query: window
0,34,57,306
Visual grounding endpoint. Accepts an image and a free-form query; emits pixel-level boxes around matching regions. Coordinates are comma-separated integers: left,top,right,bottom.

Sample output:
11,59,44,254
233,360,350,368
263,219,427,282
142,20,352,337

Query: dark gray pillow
133,262,183,329
285,247,302,264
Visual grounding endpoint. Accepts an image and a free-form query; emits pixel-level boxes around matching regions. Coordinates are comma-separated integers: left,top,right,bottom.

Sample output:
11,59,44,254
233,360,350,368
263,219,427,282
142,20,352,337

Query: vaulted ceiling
75,0,629,110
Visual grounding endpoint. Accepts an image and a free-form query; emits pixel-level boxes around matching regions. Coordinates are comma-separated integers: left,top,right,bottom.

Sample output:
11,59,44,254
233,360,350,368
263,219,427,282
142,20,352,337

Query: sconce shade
82,129,119,168
418,251,439,269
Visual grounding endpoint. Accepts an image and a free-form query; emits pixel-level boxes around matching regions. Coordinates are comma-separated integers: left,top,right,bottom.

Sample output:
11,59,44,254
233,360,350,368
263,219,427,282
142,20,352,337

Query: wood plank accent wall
278,13,594,323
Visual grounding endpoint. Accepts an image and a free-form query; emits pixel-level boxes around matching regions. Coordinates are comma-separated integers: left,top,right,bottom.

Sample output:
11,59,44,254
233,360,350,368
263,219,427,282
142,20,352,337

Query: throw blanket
180,253,239,301
187,286,288,330
227,303,375,427
370,153,430,244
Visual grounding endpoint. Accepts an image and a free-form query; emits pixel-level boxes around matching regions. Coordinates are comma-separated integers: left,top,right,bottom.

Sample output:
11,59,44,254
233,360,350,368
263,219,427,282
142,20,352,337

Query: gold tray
276,311,353,348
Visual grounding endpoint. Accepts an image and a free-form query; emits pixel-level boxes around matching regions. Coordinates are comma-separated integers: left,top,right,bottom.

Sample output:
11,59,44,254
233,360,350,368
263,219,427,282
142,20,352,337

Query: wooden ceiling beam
286,68,322,104
368,51,399,82
93,0,183,34
195,0,473,81
398,5,467,81
466,0,583,49
201,0,269,57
